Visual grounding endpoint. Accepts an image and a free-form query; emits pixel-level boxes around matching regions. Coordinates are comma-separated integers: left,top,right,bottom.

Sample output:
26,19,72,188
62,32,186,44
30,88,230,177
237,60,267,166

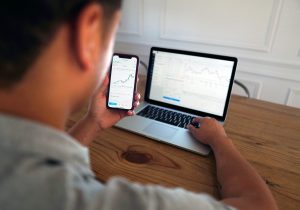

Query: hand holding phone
107,53,139,110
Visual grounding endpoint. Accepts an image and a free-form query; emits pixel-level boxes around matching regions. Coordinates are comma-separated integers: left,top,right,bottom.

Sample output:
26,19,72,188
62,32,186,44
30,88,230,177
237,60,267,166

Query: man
0,1,278,210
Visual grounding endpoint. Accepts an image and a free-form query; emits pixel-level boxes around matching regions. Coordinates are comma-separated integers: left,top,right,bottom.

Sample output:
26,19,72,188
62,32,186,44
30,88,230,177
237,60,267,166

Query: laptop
115,47,237,155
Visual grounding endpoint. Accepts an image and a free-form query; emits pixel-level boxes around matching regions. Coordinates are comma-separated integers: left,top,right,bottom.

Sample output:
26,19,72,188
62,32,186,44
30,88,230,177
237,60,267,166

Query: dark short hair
0,0,122,88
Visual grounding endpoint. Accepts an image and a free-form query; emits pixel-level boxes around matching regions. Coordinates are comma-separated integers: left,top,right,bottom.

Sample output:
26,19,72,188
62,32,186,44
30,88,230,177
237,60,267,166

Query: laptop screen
145,47,237,120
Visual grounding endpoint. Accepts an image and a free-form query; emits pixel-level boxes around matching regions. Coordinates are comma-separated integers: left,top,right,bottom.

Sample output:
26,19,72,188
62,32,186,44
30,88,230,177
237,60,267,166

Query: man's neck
0,85,70,130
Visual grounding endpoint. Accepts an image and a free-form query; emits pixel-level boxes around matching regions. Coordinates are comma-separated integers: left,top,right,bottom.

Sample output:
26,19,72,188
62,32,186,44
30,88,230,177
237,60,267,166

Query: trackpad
143,122,178,139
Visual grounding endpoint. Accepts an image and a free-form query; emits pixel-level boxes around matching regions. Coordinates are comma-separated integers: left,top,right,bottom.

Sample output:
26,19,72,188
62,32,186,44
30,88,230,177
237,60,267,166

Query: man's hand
69,75,140,146
187,117,278,210
187,117,228,148
86,76,140,131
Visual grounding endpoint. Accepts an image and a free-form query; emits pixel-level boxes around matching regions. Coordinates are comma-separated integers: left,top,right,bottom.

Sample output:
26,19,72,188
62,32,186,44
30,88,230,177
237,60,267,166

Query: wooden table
68,76,300,210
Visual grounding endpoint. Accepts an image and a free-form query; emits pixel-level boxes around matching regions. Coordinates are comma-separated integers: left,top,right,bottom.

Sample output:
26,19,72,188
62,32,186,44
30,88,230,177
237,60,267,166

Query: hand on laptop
187,117,228,148
87,76,141,130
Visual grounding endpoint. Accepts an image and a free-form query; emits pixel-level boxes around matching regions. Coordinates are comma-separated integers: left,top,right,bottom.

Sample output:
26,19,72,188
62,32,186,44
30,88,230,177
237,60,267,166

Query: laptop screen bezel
144,47,238,121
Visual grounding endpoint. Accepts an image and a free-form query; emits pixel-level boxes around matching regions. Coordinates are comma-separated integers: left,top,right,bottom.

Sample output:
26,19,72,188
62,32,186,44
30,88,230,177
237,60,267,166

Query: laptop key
137,105,196,129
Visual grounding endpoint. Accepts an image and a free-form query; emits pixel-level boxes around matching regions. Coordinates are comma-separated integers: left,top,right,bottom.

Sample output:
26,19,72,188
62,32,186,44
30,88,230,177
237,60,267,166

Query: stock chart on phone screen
149,51,234,116
108,56,137,109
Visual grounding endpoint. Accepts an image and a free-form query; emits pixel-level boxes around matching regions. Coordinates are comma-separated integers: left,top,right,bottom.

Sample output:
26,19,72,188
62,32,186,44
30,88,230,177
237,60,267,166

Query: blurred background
114,0,300,108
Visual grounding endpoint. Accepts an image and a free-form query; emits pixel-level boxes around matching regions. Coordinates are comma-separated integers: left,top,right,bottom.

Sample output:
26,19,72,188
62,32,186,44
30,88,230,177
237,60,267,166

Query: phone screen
107,54,138,110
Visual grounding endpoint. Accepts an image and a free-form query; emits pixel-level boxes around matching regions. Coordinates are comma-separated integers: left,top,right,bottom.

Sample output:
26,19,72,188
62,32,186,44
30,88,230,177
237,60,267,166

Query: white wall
114,0,300,108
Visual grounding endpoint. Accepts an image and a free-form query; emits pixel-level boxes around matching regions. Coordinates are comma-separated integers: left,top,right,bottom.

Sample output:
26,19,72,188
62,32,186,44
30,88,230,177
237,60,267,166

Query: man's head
0,0,121,88
0,0,122,123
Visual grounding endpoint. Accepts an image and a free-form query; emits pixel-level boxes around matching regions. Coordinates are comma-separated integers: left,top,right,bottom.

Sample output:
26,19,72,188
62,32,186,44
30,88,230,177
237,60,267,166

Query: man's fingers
192,117,214,124
134,93,141,101
187,124,197,134
192,117,204,123
133,93,141,108
127,110,135,116
133,101,140,108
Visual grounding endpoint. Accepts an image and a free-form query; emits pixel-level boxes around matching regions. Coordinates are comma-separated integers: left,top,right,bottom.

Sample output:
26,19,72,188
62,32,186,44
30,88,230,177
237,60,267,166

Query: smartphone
107,53,139,110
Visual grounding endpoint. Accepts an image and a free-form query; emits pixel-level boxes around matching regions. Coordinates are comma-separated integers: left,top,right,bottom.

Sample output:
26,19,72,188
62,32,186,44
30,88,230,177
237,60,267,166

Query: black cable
139,60,148,71
233,80,250,98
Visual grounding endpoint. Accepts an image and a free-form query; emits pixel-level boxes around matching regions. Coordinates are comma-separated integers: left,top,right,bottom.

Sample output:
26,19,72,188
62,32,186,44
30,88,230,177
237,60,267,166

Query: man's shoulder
0,147,102,210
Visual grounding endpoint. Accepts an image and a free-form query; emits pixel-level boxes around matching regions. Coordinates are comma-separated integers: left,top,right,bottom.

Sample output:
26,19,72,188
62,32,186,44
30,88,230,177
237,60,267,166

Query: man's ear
74,3,103,71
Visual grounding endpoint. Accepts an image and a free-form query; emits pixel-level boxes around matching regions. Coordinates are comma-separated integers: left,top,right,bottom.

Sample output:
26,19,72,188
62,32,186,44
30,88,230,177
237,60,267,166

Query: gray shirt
0,114,235,210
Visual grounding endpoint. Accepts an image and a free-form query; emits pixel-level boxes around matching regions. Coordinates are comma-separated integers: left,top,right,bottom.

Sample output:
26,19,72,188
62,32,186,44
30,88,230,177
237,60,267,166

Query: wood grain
68,76,300,210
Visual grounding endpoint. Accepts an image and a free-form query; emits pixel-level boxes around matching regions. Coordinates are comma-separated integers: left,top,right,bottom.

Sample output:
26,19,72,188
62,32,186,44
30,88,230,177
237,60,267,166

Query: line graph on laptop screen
149,51,234,116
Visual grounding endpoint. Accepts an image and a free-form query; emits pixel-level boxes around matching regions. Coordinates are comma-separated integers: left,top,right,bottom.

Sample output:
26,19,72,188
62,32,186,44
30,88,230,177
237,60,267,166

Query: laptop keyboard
137,105,195,129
